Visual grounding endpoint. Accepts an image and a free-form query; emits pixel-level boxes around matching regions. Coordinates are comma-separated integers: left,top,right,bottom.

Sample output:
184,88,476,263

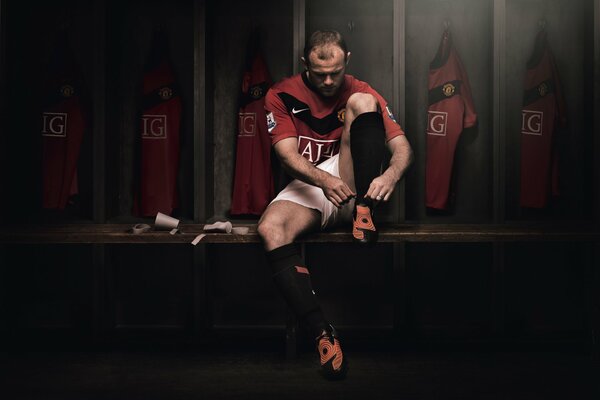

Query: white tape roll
132,223,151,234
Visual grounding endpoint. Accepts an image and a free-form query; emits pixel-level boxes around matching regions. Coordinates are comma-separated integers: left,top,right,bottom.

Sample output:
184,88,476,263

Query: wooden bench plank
1,223,599,244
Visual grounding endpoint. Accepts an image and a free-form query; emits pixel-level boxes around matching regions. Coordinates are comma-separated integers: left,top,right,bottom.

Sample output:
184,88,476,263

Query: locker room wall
211,0,293,220
0,0,598,348
102,0,196,338
105,0,195,222
504,0,593,221
0,0,6,223
3,0,96,222
405,0,493,223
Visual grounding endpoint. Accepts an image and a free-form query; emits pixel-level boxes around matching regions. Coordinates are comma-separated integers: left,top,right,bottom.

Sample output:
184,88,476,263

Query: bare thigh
257,200,321,251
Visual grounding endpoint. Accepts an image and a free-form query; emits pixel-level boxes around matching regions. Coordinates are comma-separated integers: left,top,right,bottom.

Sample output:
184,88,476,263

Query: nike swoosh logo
292,107,309,115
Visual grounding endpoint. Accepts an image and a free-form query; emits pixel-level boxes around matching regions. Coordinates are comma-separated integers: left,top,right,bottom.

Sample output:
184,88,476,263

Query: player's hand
365,174,397,203
321,175,355,208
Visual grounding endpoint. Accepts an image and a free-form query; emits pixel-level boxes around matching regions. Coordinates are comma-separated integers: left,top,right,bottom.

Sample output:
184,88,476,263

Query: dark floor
1,343,599,400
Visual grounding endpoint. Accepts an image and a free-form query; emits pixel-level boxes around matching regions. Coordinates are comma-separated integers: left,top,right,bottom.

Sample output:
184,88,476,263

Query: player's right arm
273,137,355,208
266,86,354,208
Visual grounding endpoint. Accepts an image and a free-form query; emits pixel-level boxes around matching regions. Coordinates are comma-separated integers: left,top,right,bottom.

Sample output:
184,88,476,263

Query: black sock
350,111,386,207
267,243,327,336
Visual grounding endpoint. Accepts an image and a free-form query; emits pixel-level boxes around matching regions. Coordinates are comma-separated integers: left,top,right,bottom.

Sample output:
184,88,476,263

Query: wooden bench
1,223,599,359
2,223,599,244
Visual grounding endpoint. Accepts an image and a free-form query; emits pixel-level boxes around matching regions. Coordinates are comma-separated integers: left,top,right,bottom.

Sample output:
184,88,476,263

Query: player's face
305,46,348,98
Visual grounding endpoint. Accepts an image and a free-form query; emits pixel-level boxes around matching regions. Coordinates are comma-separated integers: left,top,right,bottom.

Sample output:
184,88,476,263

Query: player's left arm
365,134,413,202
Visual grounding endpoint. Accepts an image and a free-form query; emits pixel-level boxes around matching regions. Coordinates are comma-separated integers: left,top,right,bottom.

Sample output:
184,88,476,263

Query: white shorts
270,154,355,229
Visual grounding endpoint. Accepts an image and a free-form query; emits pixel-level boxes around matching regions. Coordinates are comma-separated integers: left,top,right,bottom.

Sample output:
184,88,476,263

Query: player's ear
345,52,352,66
301,56,308,70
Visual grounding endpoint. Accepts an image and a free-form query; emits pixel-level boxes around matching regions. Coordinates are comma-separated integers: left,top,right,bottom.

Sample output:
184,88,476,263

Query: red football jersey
519,29,566,208
265,73,404,166
425,30,477,210
134,34,182,217
230,52,274,215
41,31,87,210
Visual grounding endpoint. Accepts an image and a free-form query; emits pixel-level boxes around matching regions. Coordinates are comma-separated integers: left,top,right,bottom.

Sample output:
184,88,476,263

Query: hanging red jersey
134,31,182,217
425,30,477,210
519,29,567,208
230,52,274,215
41,30,87,210
265,73,403,166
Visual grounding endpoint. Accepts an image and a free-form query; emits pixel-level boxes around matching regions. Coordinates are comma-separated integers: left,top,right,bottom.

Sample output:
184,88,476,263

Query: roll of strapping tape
132,223,151,234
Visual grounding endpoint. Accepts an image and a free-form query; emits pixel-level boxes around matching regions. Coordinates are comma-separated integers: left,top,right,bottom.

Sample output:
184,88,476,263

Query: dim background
0,0,599,399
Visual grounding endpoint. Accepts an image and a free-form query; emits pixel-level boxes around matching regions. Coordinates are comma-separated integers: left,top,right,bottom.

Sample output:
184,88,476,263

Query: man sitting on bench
257,30,413,380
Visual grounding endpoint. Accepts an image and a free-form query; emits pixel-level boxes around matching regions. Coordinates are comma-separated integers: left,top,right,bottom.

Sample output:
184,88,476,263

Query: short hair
303,30,348,66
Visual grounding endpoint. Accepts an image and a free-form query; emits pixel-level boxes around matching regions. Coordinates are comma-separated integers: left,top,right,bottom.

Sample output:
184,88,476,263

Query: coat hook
348,20,355,32
443,19,451,31
538,18,546,30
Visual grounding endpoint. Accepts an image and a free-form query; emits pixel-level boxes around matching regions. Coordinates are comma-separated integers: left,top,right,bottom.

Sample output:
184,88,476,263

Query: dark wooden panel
492,0,507,223
209,244,285,327
92,0,106,223
505,242,587,340
212,0,293,220
107,244,193,330
306,243,395,328
2,244,93,333
4,0,96,222
505,0,593,221
194,0,210,222
1,223,599,244
106,0,194,221
0,0,6,224
405,0,493,223
596,0,600,225
406,243,493,339
0,245,7,338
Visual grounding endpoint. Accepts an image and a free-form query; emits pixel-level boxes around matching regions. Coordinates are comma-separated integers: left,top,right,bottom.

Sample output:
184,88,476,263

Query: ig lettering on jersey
42,112,68,137
521,110,544,136
141,115,168,139
427,110,447,136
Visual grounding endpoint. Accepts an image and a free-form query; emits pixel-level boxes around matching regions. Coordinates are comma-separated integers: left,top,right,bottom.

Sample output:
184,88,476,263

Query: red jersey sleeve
264,87,296,145
455,52,477,129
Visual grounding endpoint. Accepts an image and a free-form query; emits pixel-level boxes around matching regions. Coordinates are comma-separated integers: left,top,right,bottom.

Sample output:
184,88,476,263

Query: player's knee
346,92,378,115
257,216,288,248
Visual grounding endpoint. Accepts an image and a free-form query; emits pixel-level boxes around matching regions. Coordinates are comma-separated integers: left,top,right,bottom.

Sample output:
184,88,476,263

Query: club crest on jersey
337,108,346,123
442,83,455,97
250,85,263,99
60,85,75,98
385,106,397,123
298,136,339,164
238,112,256,137
266,112,276,133
521,110,543,136
537,82,549,97
42,112,68,137
142,114,167,139
427,110,447,136
158,86,173,100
